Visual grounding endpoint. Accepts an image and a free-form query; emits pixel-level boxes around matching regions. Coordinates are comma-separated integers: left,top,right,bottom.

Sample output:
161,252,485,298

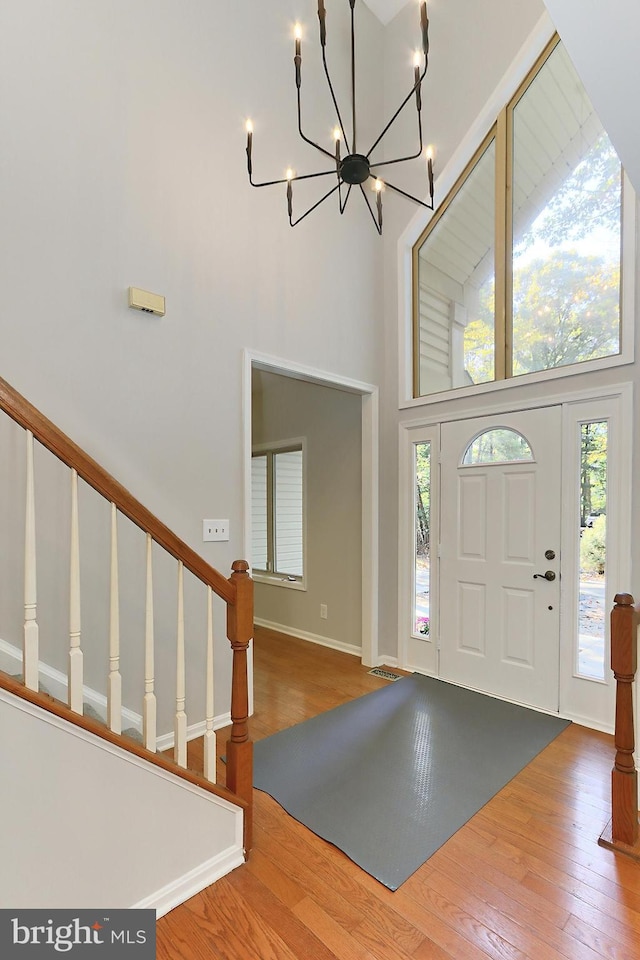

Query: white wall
252,369,362,652
0,689,243,914
0,1,384,718
542,0,640,195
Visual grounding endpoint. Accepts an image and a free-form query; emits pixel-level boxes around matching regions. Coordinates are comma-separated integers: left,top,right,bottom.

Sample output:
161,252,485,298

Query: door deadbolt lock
545,549,556,560
533,570,556,581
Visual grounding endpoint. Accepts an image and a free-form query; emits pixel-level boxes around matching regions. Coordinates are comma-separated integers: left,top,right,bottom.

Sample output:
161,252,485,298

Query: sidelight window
413,442,431,638
577,421,608,680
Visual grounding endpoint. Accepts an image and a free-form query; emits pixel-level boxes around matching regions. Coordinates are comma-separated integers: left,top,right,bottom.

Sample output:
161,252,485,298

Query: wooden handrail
599,592,640,859
0,375,235,605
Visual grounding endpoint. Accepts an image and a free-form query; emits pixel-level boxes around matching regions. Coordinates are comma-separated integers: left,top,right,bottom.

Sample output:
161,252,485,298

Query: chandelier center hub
339,154,371,185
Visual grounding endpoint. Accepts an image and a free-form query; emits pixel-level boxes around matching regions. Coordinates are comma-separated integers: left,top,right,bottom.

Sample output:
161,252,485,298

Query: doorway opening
244,352,379,673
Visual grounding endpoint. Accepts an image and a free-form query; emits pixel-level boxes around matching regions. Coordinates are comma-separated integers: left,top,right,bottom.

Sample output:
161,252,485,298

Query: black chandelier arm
339,182,353,215
296,89,336,163
249,167,337,189
289,181,341,228
358,184,382,236
321,44,352,154
369,146,425,170
369,103,424,168
372,174,434,210
365,60,428,160
370,150,425,170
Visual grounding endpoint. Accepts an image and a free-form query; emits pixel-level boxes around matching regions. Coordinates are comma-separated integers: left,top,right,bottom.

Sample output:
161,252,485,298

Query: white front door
439,407,562,712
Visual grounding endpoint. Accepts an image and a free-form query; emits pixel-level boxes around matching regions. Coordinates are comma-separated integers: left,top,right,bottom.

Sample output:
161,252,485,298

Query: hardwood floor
157,626,640,959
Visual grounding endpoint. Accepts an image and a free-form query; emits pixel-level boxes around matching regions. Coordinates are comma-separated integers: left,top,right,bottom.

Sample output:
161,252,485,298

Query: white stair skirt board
0,689,244,912
254,618,362,657
0,637,231,749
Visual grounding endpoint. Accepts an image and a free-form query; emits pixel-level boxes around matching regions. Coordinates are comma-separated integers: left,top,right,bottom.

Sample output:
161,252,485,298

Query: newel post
226,559,254,854
599,593,640,858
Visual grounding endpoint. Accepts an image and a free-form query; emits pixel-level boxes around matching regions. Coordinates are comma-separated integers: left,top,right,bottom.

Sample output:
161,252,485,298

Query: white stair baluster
68,469,83,712
108,503,122,734
143,533,156,751
174,561,187,767
203,586,216,782
23,430,39,690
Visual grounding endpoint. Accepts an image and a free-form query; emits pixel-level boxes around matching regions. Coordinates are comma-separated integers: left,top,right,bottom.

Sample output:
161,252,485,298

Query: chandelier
245,0,434,235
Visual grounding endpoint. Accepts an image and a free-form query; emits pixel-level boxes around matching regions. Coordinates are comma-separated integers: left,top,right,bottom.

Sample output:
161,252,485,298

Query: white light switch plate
203,519,229,542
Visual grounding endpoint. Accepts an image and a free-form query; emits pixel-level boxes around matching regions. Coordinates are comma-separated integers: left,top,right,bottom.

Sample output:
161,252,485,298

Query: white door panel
440,408,562,712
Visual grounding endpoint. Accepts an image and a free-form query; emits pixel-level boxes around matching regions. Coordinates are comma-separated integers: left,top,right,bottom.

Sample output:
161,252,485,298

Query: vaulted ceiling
363,0,409,25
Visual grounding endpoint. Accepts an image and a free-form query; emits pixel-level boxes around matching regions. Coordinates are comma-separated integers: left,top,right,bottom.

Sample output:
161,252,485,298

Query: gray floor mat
253,674,570,890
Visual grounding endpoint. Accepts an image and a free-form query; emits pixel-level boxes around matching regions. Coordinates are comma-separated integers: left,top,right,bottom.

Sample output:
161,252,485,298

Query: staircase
0,375,253,912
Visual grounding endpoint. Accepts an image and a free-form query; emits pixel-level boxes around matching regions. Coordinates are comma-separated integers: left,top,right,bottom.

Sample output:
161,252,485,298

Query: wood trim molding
0,375,235,605
0,672,247,814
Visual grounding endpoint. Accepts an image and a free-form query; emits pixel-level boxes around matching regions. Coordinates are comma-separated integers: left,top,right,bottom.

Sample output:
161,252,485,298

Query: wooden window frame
412,34,629,400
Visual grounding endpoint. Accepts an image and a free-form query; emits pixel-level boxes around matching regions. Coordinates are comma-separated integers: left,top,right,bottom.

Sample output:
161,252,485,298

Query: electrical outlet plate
203,519,230,542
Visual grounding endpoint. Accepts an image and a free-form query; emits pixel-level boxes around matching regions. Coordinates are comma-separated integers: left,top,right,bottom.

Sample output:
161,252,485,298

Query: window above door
461,428,534,466
412,35,635,401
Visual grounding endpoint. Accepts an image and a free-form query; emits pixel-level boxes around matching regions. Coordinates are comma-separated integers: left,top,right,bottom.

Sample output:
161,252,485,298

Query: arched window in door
462,428,534,465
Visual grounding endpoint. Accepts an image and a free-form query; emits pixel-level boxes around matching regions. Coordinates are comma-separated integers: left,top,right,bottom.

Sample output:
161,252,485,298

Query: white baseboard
0,637,231,751
561,710,614,738
377,655,399,668
132,845,245,917
254,618,361,657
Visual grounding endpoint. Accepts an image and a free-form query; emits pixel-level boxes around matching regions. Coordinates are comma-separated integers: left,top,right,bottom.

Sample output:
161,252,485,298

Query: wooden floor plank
157,625,640,960
417,864,603,960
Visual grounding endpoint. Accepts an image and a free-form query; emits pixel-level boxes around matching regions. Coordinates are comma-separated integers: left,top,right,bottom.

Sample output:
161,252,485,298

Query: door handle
533,570,556,581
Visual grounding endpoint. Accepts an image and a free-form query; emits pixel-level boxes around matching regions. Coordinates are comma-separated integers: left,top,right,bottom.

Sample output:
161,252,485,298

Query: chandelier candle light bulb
375,178,383,230
318,0,327,47
294,24,302,87
245,120,253,175
426,145,434,202
420,1,429,57
334,127,341,163
246,0,434,234
286,170,294,218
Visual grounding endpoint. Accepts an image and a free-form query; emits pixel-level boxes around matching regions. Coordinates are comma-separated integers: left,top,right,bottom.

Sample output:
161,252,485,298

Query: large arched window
412,36,628,399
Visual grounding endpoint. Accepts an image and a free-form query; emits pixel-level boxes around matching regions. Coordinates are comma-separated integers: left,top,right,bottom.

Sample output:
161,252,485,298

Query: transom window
413,36,625,399
462,428,533,466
